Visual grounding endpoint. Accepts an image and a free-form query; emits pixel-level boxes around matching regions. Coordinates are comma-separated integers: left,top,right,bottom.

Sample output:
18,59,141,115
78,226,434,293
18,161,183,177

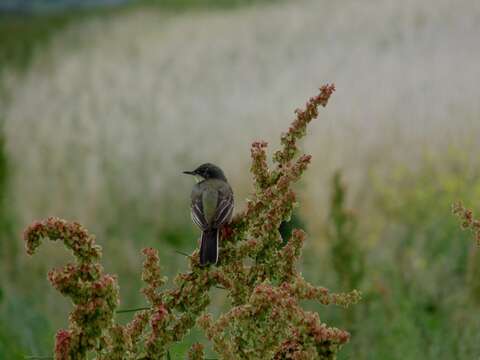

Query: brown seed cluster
23,217,118,360
453,201,480,246
24,85,360,359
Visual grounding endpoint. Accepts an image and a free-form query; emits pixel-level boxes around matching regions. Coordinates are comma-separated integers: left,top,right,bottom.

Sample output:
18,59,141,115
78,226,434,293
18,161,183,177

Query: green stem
116,306,151,314
175,250,191,257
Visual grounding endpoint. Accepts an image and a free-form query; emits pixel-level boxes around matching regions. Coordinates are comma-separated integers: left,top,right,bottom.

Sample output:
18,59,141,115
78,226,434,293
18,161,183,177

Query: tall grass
3,0,479,238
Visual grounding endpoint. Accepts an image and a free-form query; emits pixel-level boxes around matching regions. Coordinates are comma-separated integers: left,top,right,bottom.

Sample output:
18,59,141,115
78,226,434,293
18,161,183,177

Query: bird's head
183,163,227,182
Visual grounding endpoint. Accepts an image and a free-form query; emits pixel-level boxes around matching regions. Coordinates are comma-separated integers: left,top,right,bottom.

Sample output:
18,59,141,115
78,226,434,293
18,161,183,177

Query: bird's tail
200,228,218,266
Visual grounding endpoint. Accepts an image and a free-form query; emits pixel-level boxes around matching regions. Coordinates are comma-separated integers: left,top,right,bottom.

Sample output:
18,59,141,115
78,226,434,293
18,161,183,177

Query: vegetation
1,0,480,358
328,172,364,297
453,201,480,247
0,0,276,74
23,85,360,359
327,172,364,327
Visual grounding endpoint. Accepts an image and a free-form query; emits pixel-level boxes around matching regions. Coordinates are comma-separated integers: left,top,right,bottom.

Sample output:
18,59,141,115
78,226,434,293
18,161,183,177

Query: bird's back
191,179,233,228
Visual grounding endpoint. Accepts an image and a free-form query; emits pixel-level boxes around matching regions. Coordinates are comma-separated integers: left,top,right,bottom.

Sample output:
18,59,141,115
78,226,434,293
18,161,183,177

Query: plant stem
116,306,151,314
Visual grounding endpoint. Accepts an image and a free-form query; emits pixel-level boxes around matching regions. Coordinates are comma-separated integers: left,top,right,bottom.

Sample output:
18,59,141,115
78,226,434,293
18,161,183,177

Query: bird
183,163,234,266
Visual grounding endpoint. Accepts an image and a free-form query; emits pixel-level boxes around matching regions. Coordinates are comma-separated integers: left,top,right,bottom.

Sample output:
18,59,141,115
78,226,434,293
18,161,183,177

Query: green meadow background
1,0,480,358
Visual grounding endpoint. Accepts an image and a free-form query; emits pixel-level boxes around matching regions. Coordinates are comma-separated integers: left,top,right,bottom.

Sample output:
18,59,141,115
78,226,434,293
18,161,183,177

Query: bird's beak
183,170,195,175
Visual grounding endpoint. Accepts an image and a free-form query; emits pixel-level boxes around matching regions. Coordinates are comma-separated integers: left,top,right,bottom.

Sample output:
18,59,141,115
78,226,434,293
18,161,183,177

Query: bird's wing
191,195,209,230
213,188,234,227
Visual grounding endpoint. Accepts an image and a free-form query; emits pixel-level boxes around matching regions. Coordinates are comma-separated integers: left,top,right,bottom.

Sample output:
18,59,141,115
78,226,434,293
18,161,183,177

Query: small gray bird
183,163,234,266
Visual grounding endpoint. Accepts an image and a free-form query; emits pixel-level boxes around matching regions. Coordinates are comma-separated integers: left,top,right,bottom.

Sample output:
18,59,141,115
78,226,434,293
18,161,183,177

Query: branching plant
23,84,360,360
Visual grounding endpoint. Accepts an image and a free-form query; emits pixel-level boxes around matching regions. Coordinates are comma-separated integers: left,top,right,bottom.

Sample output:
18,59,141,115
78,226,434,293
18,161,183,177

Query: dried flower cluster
24,84,360,359
453,201,480,246
23,217,119,359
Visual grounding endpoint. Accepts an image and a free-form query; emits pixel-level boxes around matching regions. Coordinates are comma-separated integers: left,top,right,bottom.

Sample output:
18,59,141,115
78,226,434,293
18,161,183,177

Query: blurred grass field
1,0,480,358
